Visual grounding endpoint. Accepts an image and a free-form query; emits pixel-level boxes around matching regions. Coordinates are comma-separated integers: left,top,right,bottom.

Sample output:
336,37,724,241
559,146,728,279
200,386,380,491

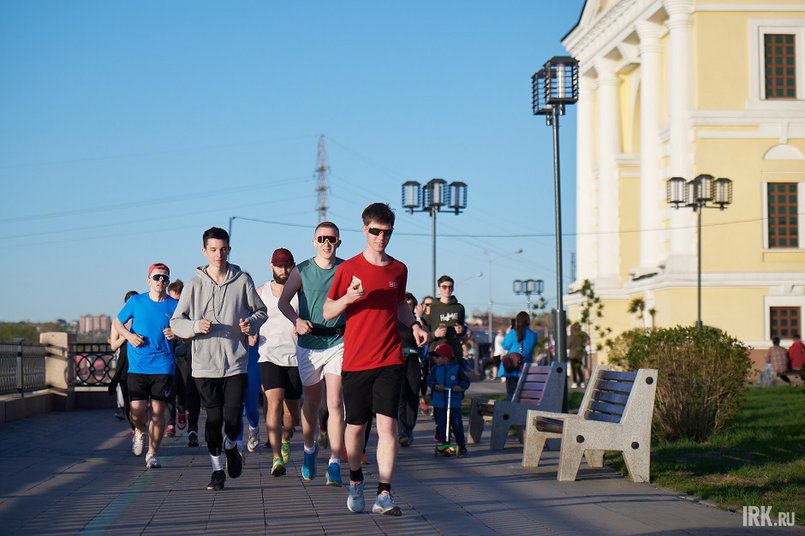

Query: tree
577,279,612,352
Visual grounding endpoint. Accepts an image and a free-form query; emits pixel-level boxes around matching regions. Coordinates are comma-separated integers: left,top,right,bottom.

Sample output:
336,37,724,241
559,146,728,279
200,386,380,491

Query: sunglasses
316,235,339,245
368,227,393,237
151,274,170,282
440,285,453,289
423,302,433,307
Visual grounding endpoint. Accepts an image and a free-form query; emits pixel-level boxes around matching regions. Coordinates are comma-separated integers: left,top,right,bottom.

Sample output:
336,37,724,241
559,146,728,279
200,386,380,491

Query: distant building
563,1,805,360
79,314,111,335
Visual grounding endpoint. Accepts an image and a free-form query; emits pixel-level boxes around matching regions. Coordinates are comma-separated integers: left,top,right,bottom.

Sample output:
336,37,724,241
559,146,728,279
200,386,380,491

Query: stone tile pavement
0,381,802,535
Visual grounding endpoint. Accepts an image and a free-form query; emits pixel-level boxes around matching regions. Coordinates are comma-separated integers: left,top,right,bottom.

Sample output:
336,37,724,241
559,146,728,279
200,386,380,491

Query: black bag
502,352,523,374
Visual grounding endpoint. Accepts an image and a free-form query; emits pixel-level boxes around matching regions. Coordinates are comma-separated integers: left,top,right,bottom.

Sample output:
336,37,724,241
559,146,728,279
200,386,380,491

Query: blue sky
0,0,585,322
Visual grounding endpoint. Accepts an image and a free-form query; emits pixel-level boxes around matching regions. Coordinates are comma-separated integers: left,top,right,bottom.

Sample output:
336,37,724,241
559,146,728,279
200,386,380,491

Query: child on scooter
427,342,470,456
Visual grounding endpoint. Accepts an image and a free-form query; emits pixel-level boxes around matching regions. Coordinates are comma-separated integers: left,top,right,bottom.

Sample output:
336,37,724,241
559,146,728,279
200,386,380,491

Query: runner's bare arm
112,317,144,347
278,267,312,334
397,300,428,347
322,283,363,320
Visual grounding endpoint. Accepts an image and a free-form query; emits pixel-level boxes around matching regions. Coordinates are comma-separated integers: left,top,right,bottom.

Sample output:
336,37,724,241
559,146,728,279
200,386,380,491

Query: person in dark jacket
426,275,466,362
397,292,423,447
427,342,470,456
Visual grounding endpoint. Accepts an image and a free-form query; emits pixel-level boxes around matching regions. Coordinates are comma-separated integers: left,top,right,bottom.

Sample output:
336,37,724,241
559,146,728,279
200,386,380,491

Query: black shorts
127,373,174,402
194,374,248,409
342,365,403,425
259,361,303,400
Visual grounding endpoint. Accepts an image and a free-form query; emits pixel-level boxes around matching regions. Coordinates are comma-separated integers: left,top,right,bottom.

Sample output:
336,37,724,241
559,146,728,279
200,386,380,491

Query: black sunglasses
368,227,393,237
316,235,339,245
151,274,169,282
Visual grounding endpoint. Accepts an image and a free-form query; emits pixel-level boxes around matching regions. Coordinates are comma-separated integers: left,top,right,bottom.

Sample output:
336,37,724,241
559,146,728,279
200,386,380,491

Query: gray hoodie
170,263,267,378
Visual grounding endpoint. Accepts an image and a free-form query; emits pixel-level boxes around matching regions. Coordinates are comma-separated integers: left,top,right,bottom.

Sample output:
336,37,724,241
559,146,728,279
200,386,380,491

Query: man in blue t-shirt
113,263,178,469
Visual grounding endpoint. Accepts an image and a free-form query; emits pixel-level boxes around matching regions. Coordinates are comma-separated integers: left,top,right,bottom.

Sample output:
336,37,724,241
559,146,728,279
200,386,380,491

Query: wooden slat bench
468,361,565,450
522,366,658,482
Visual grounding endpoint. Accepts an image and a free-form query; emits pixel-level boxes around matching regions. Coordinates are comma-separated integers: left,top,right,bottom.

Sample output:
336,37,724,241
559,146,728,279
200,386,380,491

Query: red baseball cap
433,342,454,359
271,248,294,266
148,263,170,276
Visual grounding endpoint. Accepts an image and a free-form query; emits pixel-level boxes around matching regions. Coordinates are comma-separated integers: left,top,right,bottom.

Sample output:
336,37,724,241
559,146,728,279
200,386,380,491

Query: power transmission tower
315,135,329,222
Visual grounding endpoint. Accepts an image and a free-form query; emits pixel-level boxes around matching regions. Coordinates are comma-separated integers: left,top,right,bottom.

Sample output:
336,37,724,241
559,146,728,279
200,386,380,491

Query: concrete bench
522,366,658,482
468,361,565,450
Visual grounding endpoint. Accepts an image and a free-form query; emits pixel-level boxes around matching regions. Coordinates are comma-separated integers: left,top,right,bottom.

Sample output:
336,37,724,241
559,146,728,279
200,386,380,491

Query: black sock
378,482,391,495
349,468,364,482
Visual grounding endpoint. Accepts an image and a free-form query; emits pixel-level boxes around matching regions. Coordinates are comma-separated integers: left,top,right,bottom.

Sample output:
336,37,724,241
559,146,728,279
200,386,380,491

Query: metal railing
0,341,48,396
73,343,116,387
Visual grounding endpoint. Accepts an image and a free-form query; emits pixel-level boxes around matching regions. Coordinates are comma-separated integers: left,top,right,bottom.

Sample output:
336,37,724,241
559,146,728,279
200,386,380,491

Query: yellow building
563,0,805,363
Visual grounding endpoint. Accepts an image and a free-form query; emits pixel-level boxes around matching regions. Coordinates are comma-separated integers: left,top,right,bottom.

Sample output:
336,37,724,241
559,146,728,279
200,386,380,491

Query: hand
163,328,176,341
239,318,251,335
414,303,426,319
127,332,145,347
454,324,464,335
295,318,313,335
198,319,212,334
435,385,446,391
434,326,447,338
344,284,365,304
451,385,463,392
412,323,428,347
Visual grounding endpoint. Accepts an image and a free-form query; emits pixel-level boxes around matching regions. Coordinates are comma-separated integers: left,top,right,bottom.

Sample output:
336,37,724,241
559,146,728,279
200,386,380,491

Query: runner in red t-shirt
324,202,427,516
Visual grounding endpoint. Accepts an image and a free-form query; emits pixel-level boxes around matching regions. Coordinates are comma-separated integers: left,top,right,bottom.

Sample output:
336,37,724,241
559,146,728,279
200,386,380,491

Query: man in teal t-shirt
278,221,346,487
113,262,178,470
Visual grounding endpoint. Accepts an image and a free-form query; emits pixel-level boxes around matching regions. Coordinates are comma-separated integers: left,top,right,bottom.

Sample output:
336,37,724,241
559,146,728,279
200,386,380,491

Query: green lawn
609,385,804,521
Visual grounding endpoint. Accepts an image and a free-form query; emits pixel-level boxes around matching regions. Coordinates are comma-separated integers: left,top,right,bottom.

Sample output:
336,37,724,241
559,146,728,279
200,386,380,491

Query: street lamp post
666,174,733,328
402,179,468,297
533,55,578,412
513,279,544,310
485,249,523,358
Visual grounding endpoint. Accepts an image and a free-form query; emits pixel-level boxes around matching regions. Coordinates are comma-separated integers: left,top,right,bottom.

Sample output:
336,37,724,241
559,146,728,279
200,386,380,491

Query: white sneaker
132,430,145,456
145,453,161,468
247,427,260,453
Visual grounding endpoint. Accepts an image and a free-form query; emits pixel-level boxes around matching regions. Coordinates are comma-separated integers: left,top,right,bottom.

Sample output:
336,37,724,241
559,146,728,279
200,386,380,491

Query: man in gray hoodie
170,226,267,491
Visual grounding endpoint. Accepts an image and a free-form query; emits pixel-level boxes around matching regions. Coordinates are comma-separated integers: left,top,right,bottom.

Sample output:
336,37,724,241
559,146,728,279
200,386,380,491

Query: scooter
434,388,459,457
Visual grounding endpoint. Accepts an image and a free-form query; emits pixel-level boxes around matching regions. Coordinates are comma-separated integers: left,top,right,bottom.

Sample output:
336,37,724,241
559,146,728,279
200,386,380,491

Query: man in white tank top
256,248,302,477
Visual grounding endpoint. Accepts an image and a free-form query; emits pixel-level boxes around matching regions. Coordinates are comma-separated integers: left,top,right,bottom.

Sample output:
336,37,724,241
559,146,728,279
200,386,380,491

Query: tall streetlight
666,174,733,328
533,56,578,412
402,179,468,296
532,56,579,367
513,279,544,309
484,249,523,356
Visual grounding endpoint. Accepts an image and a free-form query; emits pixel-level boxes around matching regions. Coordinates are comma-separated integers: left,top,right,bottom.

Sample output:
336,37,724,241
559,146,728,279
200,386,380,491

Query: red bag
502,352,523,374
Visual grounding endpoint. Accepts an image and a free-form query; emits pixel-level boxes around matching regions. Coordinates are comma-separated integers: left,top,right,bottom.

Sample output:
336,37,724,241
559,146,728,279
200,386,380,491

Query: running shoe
271,456,286,477
301,444,318,480
225,446,243,479
281,440,291,464
360,452,369,465
207,470,225,491
347,480,365,513
145,453,161,469
177,412,187,431
165,425,176,438
398,433,410,447
187,430,199,448
317,431,328,450
114,408,124,421
458,446,468,457
247,427,260,453
325,462,342,487
419,399,429,415
132,429,145,456
372,491,402,516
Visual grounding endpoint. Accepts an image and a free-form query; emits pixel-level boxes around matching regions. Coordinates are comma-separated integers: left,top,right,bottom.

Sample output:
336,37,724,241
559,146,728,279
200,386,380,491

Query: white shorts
297,343,344,387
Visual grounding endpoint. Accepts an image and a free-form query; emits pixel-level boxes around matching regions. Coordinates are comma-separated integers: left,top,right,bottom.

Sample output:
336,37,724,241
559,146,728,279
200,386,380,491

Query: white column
575,73,597,283
636,20,664,270
595,57,621,285
664,0,696,266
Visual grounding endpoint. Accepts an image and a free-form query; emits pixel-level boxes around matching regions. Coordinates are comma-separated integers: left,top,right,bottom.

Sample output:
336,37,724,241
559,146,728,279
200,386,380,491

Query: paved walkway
1,381,801,535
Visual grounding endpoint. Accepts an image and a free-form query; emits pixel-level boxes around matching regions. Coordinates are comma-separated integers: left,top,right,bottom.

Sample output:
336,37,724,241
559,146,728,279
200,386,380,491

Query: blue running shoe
302,444,318,480
347,480,365,513
326,461,342,487
372,491,402,516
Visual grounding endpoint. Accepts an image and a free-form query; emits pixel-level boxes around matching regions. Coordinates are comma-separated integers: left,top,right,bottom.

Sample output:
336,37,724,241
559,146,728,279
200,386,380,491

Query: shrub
608,326,752,442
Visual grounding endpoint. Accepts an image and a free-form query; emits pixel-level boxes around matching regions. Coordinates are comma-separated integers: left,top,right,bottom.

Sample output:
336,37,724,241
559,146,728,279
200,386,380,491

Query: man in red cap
256,247,302,477
112,263,178,469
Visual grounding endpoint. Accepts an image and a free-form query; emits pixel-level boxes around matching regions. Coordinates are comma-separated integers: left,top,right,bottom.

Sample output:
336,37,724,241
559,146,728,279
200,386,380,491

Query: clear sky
0,0,585,323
